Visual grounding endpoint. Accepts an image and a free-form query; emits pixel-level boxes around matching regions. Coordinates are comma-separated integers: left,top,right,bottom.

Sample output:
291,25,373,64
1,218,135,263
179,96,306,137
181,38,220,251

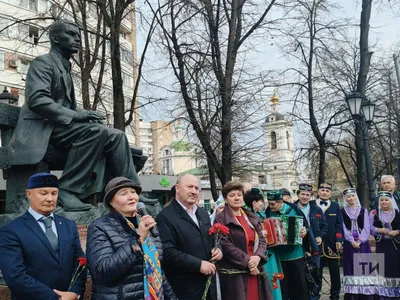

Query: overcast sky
135,0,400,122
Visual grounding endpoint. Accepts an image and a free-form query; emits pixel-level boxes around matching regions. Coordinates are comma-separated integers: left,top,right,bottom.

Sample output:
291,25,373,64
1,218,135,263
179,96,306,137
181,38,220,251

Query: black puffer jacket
87,210,177,300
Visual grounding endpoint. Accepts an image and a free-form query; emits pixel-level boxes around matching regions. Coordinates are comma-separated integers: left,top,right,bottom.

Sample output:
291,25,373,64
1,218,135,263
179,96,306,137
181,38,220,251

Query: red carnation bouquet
68,257,87,290
202,223,230,300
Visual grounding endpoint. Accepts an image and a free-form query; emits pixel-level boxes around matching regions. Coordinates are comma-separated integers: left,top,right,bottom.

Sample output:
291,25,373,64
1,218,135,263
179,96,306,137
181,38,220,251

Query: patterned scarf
125,216,164,300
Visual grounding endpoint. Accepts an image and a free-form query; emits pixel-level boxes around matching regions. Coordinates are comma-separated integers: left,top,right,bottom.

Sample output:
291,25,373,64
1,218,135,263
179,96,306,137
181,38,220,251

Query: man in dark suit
0,173,87,300
295,183,328,299
156,174,223,300
8,19,140,211
312,183,343,300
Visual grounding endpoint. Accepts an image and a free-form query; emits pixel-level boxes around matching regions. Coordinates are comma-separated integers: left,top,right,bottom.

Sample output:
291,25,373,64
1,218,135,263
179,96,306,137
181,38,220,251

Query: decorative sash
126,216,164,300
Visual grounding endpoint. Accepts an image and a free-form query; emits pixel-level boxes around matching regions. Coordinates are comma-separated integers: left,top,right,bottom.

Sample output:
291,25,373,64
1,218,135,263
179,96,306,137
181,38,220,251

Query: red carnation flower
208,227,217,235
336,233,342,239
203,223,230,299
69,257,87,289
372,210,377,215
78,257,87,267
354,237,359,241
313,251,319,256
211,223,230,235
315,214,322,219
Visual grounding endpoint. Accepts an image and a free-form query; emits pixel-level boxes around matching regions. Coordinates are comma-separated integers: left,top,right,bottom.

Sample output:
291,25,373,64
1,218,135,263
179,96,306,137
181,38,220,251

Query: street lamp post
0,87,18,105
346,91,376,209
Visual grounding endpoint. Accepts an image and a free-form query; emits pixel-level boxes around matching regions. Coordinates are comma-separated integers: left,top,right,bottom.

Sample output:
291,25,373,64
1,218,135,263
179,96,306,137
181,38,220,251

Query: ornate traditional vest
342,207,364,231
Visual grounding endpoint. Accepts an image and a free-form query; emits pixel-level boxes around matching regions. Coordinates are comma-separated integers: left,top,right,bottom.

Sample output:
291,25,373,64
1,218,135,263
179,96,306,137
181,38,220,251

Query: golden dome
271,94,279,104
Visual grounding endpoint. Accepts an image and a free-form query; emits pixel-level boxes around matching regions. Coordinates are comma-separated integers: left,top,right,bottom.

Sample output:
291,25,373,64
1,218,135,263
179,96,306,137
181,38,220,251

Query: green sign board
159,177,170,187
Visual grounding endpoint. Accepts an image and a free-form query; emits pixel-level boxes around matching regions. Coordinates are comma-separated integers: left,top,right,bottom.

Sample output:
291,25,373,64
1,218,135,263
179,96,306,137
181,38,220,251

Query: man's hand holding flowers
200,261,216,276
211,247,223,261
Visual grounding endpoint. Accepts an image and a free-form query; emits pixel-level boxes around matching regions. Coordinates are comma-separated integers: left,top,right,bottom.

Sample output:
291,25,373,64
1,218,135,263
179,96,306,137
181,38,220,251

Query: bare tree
276,0,350,185
145,0,281,195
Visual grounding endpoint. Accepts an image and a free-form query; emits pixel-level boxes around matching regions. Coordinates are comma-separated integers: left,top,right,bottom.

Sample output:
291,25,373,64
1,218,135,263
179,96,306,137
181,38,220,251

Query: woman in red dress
215,181,273,300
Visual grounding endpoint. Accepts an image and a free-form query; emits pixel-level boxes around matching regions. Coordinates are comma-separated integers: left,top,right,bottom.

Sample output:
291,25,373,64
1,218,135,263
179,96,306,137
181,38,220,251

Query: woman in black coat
86,177,177,300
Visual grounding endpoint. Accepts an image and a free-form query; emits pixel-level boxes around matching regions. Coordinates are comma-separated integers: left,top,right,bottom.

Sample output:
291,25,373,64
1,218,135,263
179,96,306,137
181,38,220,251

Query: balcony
120,16,132,33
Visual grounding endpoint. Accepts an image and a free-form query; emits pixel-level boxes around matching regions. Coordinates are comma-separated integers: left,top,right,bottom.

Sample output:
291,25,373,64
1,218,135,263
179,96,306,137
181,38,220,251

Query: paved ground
319,267,344,300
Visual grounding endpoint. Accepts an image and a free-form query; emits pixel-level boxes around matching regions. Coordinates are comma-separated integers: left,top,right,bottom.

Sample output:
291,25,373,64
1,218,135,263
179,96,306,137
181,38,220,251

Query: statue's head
49,19,80,55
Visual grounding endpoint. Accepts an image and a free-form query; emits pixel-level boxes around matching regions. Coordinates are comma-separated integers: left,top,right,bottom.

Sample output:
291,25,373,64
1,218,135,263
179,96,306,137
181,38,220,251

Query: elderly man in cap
312,182,343,300
0,173,87,300
295,183,328,299
265,190,315,300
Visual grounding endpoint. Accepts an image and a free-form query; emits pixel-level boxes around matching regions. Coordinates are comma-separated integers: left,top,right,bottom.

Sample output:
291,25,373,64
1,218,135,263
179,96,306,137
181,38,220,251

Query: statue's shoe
58,190,93,212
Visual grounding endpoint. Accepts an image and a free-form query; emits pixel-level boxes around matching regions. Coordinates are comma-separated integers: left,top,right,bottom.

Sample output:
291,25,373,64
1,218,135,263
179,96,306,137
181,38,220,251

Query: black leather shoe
58,190,93,211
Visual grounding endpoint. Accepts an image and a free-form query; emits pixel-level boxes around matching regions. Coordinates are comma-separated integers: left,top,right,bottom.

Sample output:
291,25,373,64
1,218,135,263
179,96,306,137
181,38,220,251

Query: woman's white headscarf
342,188,362,219
378,191,399,211
210,195,225,225
342,188,361,208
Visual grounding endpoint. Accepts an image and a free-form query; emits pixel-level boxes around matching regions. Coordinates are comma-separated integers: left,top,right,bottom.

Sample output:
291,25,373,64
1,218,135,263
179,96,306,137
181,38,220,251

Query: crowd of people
1,173,400,300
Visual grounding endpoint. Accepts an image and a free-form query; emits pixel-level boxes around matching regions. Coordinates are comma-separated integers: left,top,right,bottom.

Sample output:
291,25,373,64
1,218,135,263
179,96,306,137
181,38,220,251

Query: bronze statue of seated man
8,19,140,212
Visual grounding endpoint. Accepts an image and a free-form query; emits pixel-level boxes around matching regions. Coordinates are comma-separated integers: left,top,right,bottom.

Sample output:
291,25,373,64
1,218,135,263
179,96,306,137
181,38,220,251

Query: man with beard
295,183,328,299
312,183,344,300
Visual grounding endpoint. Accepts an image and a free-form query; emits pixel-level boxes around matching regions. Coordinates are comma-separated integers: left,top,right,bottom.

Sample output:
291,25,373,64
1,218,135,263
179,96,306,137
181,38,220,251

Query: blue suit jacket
0,211,87,300
295,201,328,254
311,200,344,259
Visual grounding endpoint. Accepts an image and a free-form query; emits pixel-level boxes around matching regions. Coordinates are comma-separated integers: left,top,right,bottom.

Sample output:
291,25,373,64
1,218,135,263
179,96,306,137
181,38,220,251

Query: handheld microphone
137,202,159,237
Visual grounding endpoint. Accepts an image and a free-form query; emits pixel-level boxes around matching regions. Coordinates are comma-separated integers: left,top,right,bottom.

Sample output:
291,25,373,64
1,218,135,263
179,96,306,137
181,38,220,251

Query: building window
20,0,38,11
258,175,266,184
122,72,133,88
0,51,4,70
121,47,133,65
271,131,277,150
162,158,172,175
19,59,30,74
286,131,290,149
10,87,19,98
28,26,39,45
165,149,170,156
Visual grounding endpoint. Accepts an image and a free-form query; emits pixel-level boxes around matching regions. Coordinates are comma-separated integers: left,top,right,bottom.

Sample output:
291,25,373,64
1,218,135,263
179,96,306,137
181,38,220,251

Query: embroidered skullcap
28,173,59,189
318,182,332,190
267,190,283,201
299,183,313,192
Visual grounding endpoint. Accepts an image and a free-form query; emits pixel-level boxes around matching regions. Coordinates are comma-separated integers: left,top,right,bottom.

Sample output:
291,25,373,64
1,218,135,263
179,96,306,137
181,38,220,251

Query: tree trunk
207,158,219,200
318,143,326,186
110,23,125,131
